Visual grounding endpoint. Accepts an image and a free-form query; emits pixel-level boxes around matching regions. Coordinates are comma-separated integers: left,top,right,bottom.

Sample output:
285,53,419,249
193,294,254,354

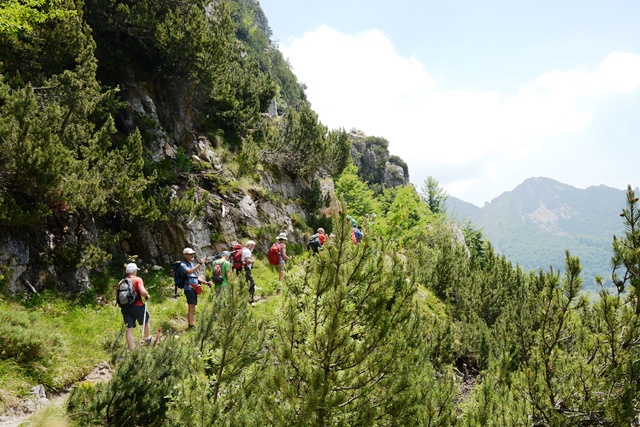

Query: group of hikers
116,221,366,348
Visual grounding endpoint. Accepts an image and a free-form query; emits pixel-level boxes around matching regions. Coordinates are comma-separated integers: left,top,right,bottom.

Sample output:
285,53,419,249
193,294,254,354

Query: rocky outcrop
120,65,196,159
348,130,409,189
0,236,29,294
0,71,333,295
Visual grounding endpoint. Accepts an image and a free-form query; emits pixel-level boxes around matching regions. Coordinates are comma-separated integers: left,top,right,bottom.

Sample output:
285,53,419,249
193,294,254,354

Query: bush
0,311,62,363
67,339,192,427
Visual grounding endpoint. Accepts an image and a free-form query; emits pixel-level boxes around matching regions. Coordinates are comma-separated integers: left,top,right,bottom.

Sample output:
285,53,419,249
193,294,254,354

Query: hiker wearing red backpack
237,240,257,303
212,251,232,297
268,233,290,287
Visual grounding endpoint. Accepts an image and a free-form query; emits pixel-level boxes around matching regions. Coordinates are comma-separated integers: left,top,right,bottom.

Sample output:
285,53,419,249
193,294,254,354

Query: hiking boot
144,337,153,346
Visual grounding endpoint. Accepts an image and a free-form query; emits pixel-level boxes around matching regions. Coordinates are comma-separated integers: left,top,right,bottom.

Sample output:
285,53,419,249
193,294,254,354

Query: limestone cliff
348,130,409,190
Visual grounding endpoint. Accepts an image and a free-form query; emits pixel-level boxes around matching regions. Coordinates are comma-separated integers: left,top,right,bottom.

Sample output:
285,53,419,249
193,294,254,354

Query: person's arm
282,245,291,260
185,257,206,274
138,280,150,300
198,262,212,286
198,276,212,286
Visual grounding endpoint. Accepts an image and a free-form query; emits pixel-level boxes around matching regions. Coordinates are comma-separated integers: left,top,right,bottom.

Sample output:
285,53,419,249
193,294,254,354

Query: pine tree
612,185,640,314
165,287,266,427
66,338,192,427
260,209,455,425
419,176,449,215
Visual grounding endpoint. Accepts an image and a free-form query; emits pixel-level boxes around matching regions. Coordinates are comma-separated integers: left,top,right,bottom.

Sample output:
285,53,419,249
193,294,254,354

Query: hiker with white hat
116,262,151,349
180,247,211,329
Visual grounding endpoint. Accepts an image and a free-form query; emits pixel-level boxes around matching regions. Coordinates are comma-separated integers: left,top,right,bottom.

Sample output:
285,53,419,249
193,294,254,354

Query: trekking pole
142,297,149,342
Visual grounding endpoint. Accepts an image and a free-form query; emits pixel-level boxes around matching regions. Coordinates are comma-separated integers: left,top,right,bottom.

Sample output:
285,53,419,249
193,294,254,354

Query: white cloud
280,28,640,206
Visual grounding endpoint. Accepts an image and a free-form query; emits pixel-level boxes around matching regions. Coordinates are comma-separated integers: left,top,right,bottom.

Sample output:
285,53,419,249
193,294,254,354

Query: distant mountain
449,177,635,292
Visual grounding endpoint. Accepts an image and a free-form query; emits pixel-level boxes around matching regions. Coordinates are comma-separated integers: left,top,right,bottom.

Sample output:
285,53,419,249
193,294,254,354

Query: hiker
273,233,290,283
241,240,257,302
118,263,151,349
181,247,211,329
212,251,232,297
307,228,327,255
351,224,364,244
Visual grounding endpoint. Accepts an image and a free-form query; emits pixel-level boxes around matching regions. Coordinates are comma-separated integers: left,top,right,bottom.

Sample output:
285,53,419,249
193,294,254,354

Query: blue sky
259,0,640,206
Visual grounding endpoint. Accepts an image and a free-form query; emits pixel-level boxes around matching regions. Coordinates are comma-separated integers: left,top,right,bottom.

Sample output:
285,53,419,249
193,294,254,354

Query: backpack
267,242,282,265
173,261,187,289
232,244,244,270
212,262,224,285
351,229,358,244
307,234,321,252
116,277,137,307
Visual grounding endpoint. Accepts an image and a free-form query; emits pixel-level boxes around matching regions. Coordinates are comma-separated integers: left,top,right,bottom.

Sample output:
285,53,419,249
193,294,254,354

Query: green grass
18,405,70,427
0,259,300,415
0,266,187,412
0,295,118,411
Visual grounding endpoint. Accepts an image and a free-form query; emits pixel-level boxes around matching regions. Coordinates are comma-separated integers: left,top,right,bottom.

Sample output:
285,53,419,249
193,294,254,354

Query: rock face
348,130,409,188
120,66,196,159
0,236,29,294
0,67,332,295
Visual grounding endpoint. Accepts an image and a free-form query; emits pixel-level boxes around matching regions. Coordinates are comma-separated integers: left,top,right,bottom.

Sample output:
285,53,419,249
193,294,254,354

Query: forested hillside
1,1,640,426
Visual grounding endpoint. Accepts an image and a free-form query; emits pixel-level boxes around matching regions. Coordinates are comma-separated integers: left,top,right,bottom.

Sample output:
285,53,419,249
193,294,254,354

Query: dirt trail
0,362,112,427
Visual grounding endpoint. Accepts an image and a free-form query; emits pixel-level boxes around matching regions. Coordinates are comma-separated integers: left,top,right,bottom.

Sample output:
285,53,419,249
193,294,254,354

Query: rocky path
0,362,112,427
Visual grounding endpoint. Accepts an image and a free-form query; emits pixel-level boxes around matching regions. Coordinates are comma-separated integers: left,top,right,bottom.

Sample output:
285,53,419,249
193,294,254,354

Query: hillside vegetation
1,1,640,426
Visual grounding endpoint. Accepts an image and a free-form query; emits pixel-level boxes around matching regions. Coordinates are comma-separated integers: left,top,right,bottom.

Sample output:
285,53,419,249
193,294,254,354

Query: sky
258,0,640,207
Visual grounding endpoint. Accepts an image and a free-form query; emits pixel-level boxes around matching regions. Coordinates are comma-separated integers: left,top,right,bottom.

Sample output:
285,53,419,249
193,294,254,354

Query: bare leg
188,304,195,327
143,322,151,340
125,328,135,349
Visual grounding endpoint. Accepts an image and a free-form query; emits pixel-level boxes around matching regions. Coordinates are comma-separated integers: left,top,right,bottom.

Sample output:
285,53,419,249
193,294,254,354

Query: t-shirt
181,261,199,291
118,276,145,307
213,259,232,287
241,247,253,269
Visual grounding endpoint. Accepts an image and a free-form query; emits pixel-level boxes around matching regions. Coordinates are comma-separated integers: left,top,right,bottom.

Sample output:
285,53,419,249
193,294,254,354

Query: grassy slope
0,250,448,417
0,257,283,411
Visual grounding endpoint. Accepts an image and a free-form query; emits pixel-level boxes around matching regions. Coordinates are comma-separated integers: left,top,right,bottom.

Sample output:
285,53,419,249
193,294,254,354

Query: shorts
277,261,285,273
184,287,197,305
121,305,150,329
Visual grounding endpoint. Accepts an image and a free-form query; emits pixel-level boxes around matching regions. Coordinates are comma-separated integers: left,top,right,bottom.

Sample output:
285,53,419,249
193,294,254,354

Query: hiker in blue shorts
118,263,151,349
181,248,211,329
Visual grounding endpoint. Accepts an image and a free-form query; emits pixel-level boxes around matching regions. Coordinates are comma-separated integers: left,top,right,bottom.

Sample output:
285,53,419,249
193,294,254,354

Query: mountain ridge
449,177,635,290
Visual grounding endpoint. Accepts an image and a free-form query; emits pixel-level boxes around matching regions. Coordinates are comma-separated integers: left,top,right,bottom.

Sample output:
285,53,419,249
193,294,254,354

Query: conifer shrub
67,338,192,427
259,211,457,425
0,311,63,364
167,286,266,426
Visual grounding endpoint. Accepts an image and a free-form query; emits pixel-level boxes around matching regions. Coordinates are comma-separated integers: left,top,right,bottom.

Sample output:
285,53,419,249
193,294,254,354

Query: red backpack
232,243,243,270
212,262,223,285
267,242,282,265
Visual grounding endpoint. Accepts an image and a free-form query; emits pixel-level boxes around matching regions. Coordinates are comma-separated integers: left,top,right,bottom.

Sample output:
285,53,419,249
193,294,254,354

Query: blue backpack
173,261,187,289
